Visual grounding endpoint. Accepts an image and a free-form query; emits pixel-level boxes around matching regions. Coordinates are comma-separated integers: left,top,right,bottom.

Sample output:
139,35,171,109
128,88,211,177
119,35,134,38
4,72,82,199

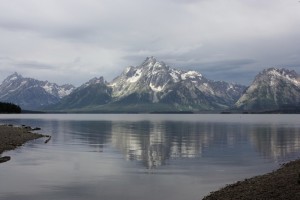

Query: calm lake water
0,114,300,200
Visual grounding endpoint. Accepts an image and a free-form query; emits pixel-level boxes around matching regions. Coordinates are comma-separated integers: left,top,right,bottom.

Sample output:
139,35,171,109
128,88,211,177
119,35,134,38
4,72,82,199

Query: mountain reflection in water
55,120,300,169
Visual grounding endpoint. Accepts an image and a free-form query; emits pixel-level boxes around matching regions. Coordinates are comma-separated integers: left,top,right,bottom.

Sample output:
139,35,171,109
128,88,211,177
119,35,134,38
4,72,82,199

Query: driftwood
44,136,51,144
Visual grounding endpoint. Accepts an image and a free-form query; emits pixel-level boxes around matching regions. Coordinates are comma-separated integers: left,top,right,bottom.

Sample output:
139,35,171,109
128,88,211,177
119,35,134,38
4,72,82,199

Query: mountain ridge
47,57,246,112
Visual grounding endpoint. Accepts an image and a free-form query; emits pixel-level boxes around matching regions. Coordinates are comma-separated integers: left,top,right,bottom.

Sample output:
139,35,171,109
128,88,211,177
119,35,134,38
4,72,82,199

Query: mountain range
0,57,299,113
0,72,75,110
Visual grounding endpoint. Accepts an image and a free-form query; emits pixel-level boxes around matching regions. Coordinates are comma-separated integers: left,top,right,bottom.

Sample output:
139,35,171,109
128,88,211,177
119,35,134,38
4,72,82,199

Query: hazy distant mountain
48,57,246,112
0,72,75,110
49,76,112,110
235,68,300,111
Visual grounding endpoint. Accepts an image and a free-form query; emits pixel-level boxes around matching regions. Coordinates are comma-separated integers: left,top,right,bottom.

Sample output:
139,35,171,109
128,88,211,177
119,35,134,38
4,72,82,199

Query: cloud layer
0,0,300,86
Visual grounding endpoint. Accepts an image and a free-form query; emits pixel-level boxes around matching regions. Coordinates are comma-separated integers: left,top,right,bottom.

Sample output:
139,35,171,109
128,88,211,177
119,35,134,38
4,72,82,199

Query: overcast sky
0,0,300,86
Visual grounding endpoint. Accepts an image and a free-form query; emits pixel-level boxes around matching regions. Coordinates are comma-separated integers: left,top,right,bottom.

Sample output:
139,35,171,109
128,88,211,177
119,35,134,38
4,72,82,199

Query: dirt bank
0,125,44,155
203,159,300,200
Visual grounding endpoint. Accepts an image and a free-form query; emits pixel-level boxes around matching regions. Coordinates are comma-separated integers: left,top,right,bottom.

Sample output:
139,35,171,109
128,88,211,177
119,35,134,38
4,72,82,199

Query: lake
0,114,300,200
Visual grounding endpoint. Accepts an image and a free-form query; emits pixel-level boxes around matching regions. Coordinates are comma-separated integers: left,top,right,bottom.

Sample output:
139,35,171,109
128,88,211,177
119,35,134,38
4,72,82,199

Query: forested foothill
0,102,21,113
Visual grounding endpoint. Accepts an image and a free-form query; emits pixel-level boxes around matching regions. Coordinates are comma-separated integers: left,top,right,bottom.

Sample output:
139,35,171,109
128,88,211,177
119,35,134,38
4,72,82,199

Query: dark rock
0,156,11,163
24,126,32,130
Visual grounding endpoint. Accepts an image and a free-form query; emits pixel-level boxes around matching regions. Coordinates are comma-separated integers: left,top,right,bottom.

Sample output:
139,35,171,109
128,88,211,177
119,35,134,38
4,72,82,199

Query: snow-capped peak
84,77,105,87
261,68,300,86
42,82,75,98
236,67,300,110
4,72,22,83
143,56,157,66
140,56,168,70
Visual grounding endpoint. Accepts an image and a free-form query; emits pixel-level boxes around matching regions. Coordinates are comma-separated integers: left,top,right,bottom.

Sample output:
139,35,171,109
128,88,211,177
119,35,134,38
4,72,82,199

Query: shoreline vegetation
202,159,300,200
0,125,47,163
0,102,21,113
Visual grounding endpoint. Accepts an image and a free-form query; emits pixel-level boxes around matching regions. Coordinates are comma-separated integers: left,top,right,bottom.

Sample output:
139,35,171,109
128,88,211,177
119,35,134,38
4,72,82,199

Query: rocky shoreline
203,159,300,200
0,125,46,163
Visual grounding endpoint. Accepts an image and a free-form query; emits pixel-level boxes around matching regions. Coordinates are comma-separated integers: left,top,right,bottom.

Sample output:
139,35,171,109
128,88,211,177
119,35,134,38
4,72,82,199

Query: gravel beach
203,159,300,200
0,125,44,155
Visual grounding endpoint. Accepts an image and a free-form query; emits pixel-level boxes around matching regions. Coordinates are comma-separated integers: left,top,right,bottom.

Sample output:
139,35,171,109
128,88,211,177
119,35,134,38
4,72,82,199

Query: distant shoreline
202,159,300,200
20,109,300,114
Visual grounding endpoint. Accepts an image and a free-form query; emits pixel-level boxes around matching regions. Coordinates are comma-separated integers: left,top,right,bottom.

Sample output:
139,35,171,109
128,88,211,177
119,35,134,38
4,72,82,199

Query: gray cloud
15,61,55,70
182,59,255,70
0,0,300,86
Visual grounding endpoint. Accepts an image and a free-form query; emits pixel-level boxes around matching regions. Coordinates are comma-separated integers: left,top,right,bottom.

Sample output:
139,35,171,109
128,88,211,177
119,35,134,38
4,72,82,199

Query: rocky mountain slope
0,72,75,110
235,68,300,111
51,77,112,110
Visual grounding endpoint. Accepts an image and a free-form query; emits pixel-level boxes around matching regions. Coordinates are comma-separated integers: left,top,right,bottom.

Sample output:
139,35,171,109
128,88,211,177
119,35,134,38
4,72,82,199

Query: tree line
0,102,22,113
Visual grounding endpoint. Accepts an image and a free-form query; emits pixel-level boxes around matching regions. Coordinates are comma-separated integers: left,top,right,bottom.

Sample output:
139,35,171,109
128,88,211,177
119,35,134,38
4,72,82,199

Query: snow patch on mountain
181,71,202,80
41,82,75,98
169,69,181,82
42,83,53,94
127,69,142,83
267,68,300,86
149,82,164,92
58,88,73,97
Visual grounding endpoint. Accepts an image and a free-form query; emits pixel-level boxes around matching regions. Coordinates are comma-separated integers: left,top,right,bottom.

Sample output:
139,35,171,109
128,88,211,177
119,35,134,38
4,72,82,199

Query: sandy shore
203,159,300,200
0,125,44,155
